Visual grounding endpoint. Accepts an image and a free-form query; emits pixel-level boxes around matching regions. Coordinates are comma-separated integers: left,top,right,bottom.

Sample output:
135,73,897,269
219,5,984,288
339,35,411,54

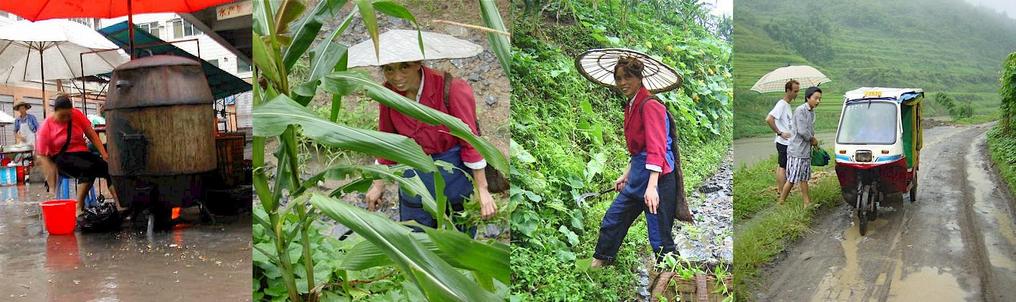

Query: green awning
98,21,251,100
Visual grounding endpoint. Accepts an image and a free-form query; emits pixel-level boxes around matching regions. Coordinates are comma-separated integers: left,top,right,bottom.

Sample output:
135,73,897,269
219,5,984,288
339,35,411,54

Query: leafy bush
1001,52,1016,134
934,92,974,120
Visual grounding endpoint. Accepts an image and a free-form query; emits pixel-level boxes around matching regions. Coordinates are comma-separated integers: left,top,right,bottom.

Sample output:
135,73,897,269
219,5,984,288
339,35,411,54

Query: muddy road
754,124,1016,301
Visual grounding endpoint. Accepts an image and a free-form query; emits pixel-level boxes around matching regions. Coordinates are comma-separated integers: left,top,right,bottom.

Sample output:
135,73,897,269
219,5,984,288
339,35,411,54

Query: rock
443,25,470,37
485,95,498,106
700,184,722,194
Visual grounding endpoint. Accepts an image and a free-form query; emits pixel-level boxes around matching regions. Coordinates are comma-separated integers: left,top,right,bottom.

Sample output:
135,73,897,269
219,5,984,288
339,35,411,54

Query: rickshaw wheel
857,187,869,236
869,192,880,221
909,179,918,203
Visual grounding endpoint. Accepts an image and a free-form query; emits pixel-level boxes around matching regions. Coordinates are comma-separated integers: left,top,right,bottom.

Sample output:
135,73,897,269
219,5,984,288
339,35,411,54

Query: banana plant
252,0,511,301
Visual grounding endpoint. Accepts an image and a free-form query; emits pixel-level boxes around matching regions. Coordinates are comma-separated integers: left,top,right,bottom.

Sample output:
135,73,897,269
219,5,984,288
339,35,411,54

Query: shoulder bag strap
443,72,483,135
58,113,72,155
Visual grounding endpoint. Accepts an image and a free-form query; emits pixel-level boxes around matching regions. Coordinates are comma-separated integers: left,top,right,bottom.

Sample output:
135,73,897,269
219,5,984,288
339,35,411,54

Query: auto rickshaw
834,87,923,235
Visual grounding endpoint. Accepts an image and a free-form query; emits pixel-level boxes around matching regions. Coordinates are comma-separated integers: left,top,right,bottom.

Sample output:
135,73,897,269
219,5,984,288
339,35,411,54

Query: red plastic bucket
41,199,77,235
15,166,24,184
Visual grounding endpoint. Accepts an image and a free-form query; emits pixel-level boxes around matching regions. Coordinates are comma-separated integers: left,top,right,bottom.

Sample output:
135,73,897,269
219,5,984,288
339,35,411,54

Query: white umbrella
750,65,831,93
0,20,128,117
0,111,15,124
347,29,483,68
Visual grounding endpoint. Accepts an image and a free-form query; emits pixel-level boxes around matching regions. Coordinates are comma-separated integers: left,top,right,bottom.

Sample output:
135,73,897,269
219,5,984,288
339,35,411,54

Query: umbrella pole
80,53,86,111
39,46,46,119
128,0,135,59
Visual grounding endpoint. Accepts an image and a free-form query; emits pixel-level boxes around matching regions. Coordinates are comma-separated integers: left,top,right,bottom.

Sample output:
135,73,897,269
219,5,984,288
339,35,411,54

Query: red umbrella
0,0,234,58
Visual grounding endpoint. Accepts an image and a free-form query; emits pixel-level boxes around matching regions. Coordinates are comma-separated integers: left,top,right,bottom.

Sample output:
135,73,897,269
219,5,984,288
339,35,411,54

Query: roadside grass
732,158,842,301
987,126,1016,198
951,112,1001,125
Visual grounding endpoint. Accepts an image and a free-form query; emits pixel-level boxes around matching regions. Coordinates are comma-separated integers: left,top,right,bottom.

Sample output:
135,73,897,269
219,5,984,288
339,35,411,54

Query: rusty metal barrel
106,55,217,216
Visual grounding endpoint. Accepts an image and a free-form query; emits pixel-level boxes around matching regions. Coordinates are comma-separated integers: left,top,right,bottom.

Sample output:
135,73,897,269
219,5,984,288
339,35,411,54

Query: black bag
442,72,509,194
58,111,122,232
637,96,694,223
77,200,122,232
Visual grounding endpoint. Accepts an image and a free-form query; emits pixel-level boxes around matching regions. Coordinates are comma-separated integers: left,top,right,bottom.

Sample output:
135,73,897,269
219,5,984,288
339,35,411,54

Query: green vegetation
988,128,1016,199
251,0,511,301
510,0,732,300
988,52,1016,197
734,0,1016,138
1001,52,1016,134
731,157,841,300
933,92,974,120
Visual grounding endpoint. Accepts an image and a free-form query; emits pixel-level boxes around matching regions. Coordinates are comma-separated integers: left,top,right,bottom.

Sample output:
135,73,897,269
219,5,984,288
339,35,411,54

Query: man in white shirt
765,80,799,195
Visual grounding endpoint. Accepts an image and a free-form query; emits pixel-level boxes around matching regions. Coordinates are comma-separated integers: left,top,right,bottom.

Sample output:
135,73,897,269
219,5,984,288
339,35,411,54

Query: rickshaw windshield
837,101,897,145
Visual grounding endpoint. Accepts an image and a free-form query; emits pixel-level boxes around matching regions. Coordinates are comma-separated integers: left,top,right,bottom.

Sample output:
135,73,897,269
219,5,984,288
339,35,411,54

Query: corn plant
252,0,511,301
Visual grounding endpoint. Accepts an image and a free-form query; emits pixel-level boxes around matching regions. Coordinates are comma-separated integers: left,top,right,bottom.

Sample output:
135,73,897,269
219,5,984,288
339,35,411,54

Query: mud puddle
757,124,1005,301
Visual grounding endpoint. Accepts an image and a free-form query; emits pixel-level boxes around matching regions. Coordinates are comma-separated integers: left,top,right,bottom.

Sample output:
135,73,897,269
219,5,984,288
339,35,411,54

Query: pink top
36,108,92,156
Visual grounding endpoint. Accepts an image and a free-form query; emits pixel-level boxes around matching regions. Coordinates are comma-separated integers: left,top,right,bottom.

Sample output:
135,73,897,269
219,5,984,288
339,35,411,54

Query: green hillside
734,0,1016,138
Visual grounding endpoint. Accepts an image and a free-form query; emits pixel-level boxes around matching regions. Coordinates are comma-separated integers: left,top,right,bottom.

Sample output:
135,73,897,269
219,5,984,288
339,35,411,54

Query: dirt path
755,124,1016,302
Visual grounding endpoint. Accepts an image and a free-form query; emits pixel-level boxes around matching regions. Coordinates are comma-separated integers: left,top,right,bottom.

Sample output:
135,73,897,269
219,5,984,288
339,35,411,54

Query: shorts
776,143,788,168
786,156,811,184
53,152,109,183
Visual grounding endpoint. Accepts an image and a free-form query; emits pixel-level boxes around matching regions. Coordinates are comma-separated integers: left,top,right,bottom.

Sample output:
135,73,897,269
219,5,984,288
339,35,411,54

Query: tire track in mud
755,124,1016,302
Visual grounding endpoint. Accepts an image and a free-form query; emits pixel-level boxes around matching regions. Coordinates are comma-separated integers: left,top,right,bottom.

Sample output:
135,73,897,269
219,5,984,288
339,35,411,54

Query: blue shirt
14,114,38,133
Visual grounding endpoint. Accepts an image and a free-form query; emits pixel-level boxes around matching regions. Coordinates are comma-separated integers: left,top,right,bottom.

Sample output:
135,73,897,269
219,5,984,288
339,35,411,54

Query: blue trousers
594,171,678,262
398,145,474,232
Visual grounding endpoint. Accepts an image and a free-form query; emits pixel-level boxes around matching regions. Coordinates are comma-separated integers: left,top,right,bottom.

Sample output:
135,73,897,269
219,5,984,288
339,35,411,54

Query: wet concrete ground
749,124,1016,301
0,184,251,302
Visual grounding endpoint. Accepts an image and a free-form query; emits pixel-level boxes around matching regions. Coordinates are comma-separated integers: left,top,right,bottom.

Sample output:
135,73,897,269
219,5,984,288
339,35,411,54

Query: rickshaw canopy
844,87,924,105
839,87,924,168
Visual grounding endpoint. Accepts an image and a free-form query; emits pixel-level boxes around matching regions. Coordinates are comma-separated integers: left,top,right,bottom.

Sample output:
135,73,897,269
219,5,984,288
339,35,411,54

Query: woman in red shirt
364,61,497,230
35,95,111,216
592,57,680,267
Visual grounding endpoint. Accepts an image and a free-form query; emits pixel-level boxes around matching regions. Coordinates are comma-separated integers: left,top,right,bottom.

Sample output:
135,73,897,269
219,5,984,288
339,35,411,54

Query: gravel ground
635,150,734,301
675,149,734,264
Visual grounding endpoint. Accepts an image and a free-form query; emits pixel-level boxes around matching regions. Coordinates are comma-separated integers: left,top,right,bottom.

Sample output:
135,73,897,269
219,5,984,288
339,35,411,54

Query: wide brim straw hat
347,29,484,68
575,48,682,93
12,100,30,110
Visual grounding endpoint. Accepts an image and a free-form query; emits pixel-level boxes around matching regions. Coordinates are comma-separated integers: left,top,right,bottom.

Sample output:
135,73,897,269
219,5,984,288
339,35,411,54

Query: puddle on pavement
0,184,251,301
965,136,1016,271
887,266,969,301
809,217,868,301
808,215,903,302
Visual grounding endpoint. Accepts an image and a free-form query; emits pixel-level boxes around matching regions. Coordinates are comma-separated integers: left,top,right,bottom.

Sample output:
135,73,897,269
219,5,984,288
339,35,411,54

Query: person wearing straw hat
574,49,692,267
12,99,39,178
13,99,38,145
350,30,498,229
